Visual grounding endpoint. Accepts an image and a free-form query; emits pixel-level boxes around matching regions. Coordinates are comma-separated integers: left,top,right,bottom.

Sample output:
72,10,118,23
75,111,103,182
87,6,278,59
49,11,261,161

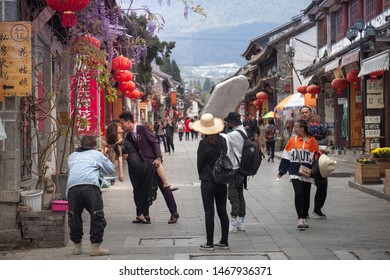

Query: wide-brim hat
191,113,224,135
224,112,242,126
319,154,337,177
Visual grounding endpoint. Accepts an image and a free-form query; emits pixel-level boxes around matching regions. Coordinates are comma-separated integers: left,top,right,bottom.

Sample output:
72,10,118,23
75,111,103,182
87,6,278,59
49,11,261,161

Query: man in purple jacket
119,111,180,224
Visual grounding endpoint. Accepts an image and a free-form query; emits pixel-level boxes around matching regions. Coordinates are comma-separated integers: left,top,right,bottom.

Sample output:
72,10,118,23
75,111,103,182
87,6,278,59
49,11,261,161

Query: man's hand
152,158,161,168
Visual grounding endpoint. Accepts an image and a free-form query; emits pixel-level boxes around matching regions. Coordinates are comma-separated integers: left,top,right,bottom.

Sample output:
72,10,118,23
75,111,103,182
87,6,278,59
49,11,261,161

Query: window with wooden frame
335,8,344,42
364,0,376,21
384,0,390,10
349,0,359,26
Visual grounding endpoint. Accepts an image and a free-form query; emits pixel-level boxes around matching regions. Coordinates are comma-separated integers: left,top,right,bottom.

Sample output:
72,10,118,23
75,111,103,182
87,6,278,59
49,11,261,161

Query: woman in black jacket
192,113,229,251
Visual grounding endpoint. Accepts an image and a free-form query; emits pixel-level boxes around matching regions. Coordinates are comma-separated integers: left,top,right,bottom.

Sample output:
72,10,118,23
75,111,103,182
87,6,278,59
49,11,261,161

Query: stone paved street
1,136,390,260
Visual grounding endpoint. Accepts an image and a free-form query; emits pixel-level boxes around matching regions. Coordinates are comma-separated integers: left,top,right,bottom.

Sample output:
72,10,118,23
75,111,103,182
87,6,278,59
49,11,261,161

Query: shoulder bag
294,136,312,178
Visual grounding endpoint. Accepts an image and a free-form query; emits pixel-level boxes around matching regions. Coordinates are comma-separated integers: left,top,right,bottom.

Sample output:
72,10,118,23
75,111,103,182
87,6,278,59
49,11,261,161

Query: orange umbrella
275,93,316,111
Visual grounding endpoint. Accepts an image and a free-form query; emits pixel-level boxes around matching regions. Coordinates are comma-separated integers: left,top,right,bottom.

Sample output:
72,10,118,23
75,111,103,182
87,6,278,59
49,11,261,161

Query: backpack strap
232,129,247,164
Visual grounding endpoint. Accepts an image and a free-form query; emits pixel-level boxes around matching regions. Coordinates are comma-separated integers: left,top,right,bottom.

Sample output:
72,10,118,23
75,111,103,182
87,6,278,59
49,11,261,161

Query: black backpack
235,130,262,176
210,138,235,185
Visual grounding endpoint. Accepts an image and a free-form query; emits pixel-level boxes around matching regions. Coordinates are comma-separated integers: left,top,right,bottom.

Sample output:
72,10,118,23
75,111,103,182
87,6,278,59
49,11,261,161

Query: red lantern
46,0,89,28
118,81,136,92
297,85,307,95
306,85,321,95
368,70,385,82
112,55,132,71
114,70,133,83
346,70,360,89
331,78,348,94
256,91,268,101
253,99,261,107
138,91,144,99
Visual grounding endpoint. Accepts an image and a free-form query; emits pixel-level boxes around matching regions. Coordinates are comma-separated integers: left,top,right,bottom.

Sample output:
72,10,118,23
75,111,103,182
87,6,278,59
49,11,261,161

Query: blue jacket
67,148,115,195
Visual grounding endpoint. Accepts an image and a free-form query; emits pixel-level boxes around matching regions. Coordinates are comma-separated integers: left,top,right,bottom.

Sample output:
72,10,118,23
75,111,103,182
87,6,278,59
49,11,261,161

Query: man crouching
66,135,115,256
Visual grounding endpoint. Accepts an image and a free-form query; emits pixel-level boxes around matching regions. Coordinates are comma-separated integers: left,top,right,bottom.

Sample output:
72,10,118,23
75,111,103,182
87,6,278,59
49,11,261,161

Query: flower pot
354,163,381,184
371,158,390,177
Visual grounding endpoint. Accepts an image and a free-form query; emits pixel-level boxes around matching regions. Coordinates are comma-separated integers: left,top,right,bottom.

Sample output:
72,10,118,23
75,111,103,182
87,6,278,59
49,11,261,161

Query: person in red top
184,117,191,141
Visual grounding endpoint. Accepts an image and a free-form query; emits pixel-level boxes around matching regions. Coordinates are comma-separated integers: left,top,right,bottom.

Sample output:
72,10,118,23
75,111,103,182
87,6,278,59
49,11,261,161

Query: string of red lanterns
331,78,348,94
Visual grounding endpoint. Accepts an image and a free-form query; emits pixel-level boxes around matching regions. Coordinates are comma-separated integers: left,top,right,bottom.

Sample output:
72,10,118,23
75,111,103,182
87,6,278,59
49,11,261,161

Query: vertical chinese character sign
0,22,32,101
70,71,103,135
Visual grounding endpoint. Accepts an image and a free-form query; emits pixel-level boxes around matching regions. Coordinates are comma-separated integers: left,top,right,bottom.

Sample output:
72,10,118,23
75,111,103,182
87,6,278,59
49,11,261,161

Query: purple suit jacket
126,124,162,162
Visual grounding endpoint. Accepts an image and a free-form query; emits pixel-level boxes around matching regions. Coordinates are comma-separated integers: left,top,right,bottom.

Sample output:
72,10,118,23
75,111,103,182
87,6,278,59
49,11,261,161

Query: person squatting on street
277,119,319,230
193,113,230,251
223,112,247,233
119,111,180,224
299,105,328,218
66,135,115,256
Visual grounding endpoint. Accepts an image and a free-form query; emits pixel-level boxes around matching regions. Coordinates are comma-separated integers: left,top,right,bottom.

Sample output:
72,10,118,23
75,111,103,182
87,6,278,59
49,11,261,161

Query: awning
341,49,360,67
324,58,341,72
359,50,390,77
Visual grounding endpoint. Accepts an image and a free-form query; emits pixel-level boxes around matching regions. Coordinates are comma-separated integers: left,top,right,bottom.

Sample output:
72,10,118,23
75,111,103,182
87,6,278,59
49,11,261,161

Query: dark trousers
314,177,328,210
291,179,311,219
228,171,246,217
166,136,174,153
201,180,229,246
157,176,177,215
178,132,184,141
266,141,276,159
67,185,107,244
157,135,167,152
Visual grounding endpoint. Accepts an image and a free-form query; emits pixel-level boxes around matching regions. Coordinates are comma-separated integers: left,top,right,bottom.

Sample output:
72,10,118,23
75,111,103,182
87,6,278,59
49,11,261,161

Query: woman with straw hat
192,113,230,251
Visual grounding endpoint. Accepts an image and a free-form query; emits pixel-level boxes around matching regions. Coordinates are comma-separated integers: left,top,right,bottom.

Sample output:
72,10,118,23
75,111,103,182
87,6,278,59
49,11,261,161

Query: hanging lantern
346,70,360,89
331,78,348,94
118,81,136,92
368,70,385,82
113,70,133,83
306,84,321,95
46,0,89,28
252,99,260,107
297,85,308,95
112,55,132,71
138,91,144,99
256,91,268,101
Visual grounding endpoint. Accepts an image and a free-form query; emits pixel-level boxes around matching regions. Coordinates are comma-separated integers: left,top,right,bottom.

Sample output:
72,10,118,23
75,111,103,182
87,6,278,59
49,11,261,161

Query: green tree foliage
203,78,213,92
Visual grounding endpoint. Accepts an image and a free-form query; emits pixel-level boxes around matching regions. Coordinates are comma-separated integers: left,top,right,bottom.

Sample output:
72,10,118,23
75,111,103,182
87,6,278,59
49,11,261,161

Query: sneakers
297,219,306,230
72,242,82,255
89,243,110,256
229,218,237,233
214,242,229,249
313,209,327,218
236,217,245,231
303,218,309,228
199,244,214,251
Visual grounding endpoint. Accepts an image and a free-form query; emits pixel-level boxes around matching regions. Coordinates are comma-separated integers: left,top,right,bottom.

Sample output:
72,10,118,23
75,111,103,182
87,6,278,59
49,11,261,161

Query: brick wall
18,211,68,248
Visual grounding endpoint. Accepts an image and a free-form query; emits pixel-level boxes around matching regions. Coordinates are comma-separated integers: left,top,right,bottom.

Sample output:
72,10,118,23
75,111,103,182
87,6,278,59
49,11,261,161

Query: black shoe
313,209,326,218
267,157,271,162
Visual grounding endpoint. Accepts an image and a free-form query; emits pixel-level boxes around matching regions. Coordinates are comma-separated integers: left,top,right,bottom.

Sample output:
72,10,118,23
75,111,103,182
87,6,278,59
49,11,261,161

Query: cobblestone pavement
1,137,390,260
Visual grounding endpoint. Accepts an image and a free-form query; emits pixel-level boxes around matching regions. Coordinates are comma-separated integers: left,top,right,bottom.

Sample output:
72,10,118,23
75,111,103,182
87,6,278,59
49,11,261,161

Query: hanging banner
366,79,384,109
70,71,103,135
0,21,32,99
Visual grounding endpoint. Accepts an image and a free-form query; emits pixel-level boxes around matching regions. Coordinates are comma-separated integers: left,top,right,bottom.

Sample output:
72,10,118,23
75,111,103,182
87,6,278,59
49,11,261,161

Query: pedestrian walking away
165,116,175,154
119,111,180,224
154,117,168,153
222,112,247,233
192,113,230,251
66,135,115,256
265,118,277,163
299,105,328,218
277,119,319,230
176,117,185,141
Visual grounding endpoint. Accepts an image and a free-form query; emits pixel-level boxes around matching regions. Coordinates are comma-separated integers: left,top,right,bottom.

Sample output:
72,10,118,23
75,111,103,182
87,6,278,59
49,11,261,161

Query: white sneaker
303,219,309,228
297,219,306,230
229,218,237,233
236,217,245,231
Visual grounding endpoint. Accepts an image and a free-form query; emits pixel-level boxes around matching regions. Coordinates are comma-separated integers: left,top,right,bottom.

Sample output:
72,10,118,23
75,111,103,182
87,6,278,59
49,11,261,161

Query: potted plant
371,147,390,177
354,154,381,184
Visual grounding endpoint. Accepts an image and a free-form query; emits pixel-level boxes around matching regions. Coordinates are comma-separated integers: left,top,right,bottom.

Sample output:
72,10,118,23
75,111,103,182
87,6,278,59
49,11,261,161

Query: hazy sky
119,0,312,36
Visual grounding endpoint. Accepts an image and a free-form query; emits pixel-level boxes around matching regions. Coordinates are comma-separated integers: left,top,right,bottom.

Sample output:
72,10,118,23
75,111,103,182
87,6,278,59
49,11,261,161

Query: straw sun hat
191,113,224,135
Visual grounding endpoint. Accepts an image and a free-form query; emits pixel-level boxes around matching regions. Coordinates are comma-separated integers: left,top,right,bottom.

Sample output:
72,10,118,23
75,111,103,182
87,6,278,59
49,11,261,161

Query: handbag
294,136,312,178
209,139,235,185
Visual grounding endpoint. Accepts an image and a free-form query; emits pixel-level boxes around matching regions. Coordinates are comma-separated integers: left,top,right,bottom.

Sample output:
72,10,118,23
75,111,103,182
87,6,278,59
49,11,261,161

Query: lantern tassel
62,11,76,28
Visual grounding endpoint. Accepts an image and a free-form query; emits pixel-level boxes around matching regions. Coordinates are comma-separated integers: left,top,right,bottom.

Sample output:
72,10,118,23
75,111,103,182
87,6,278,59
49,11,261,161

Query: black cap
224,112,242,126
